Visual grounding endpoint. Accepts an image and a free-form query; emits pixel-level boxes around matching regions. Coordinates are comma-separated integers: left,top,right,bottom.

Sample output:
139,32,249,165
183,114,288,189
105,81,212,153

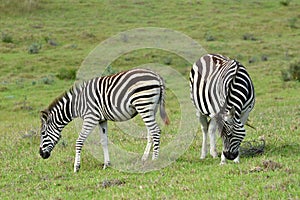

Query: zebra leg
208,117,218,158
220,152,226,165
138,109,161,161
99,121,111,169
151,126,161,160
198,112,208,159
132,93,162,161
142,129,152,161
233,155,240,164
74,119,97,172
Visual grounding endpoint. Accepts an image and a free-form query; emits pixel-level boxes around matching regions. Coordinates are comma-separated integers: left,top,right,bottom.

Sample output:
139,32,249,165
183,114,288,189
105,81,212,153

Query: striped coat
40,68,169,172
190,54,255,164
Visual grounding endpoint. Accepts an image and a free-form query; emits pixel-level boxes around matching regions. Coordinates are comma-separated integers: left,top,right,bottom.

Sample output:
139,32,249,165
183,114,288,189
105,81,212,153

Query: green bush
289,61,300,81
28,43,41,54
101,65,118,76
288,17,298,29
279,0,291,6
163,57,173,65
242,33,257,41
204,32,215,41
56,68,77,80
1,32,13,43
41,76,54,85
282,61,300,82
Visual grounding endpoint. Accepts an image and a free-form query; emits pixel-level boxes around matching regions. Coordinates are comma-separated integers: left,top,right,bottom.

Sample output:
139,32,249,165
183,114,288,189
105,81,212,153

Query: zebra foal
39,68,170,172
190,54,255,164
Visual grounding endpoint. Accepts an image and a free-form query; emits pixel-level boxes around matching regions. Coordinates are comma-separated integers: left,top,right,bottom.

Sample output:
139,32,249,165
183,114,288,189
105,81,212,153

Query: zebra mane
43,87,74,114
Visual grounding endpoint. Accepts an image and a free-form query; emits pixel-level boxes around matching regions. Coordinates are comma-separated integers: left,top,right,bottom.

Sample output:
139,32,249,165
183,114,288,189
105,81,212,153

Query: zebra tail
159,84,170,125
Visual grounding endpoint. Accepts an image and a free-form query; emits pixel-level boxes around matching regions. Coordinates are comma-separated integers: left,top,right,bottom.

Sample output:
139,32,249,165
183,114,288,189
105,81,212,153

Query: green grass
1,0,300,199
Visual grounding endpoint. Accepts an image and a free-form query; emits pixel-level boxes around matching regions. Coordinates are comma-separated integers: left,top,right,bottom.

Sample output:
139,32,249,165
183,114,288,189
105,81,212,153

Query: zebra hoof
103,162,111,170
210,151,218,158
74,165,80,173
200,153,206,159
152,156,158,161
142,154,149,161
219,161,226,165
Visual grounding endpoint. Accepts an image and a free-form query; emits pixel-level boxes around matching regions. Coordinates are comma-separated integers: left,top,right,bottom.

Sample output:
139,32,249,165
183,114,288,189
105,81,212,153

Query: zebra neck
71,83,85,118
51,89,77,128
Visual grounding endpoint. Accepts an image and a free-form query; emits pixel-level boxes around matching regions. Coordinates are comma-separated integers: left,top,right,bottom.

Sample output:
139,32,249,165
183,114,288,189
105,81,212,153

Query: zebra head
218,107,245,160
39,109,61,159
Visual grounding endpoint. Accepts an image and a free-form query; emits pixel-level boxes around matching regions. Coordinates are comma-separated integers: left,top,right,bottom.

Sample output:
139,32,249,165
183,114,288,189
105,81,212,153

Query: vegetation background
0,0,299,199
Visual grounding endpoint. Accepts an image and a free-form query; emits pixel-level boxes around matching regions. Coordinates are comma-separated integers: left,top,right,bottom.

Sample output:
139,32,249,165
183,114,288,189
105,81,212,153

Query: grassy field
1,0,300,199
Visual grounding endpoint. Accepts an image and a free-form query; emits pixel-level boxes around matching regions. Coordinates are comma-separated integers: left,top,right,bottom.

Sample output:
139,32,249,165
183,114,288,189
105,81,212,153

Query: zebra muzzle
39,147,51,159
223,151,239,160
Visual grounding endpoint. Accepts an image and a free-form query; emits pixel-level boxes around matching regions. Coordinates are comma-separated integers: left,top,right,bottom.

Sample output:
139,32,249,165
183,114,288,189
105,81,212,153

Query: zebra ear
40,109,49,123
229,107,235,118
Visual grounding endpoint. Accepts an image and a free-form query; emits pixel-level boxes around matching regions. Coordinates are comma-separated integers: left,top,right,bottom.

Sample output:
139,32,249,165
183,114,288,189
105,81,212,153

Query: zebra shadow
264,142,300,158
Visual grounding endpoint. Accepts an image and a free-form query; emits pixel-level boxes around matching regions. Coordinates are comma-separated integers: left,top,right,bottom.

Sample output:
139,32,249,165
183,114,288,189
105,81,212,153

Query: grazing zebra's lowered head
39,68,170,172
216,107,246,161
39,90,74,159
190,53,255,164
40,110,58,159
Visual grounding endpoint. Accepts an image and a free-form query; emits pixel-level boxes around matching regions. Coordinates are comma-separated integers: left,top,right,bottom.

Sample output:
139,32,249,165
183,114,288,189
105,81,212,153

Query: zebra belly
101,102,138,122
112,104,138,121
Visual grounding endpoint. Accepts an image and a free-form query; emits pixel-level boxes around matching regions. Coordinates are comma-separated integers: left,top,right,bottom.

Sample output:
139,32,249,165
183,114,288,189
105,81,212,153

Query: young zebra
190,54,255,164
39,68,170,172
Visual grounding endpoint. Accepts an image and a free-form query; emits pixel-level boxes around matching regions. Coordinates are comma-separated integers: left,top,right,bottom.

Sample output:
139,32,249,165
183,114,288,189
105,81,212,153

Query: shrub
28,43,41,54
281,70,292,82
282,61,300,82
279,0,291,6
56,68,77,80
248,57,258,64
289,61,300,81
1,32,13,43
41,76,54,85
204,32,215,41
101,65,118,76
0,86,8,92
261,55,268,61
163,57,173,65
288,17,298,29
242,33,257,41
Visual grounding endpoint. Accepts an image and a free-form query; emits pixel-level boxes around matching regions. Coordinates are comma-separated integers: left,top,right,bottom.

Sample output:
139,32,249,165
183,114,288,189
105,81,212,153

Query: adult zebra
190,54,255,164
39,68,170,172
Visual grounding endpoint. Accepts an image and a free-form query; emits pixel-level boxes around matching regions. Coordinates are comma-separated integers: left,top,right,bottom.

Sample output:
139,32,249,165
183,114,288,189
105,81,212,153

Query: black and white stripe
40,68,170,172
190,54,255,164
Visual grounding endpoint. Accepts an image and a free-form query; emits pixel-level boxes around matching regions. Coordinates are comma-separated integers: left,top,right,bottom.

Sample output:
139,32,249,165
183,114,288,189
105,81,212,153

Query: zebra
39,68,170,172
189,54,255,164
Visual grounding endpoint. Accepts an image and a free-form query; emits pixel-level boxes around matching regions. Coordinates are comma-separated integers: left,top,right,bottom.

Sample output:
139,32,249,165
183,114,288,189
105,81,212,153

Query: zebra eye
41,124,47,136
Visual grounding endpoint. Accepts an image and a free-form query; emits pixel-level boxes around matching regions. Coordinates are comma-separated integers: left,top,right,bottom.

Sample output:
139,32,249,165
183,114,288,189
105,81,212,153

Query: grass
1,0,300,199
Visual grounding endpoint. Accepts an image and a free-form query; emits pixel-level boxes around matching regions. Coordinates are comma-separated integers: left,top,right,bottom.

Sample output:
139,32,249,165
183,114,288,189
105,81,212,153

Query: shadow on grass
264,143,300,157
